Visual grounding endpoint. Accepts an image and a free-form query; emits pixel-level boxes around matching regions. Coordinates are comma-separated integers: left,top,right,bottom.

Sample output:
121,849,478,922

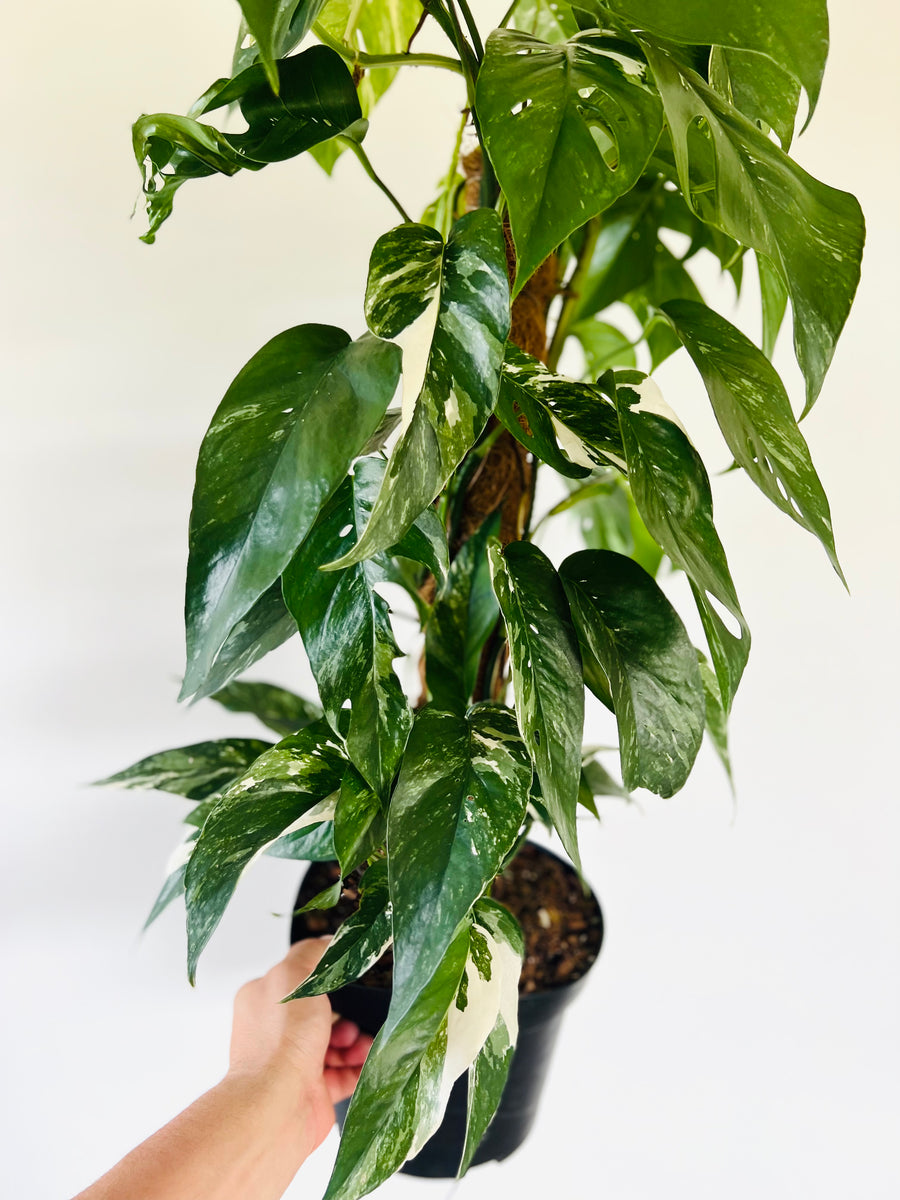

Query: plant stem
343,0,366,42
314,23,463,74
341,139,413,223
546,216,602,372
498,0,520,28
437,0,479,105
455,0,484,59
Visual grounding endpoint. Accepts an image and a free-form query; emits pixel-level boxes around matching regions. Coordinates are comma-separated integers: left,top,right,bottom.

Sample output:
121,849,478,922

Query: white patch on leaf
628,377,688,436
395,289,442,432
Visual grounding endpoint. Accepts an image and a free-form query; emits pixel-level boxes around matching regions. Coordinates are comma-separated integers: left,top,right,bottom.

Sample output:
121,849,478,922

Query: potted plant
101,1,864,1197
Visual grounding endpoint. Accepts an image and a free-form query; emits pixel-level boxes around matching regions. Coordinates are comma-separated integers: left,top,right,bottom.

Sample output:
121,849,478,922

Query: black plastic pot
290,844,603,1177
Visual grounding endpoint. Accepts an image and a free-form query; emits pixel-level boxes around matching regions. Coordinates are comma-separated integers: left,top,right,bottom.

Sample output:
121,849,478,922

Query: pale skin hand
73,938,373,1200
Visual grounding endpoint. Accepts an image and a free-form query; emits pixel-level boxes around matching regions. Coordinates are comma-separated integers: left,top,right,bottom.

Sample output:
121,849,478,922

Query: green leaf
325,924,471,1200
386,705,532,1032
310,0,423,174
476,28,663,294
641,41,864,412
612,372,750,711
512,0,579,41
624,242,704,371
182,326,401,703
144,836,197,929
282,459,413,793
284,860,393,998
208,680,322,737
603,0,828,118
328,212,510,568
488,541,584,869
662,299,842,578
96,739,271,801
498,345,624,474
708,45,800,151
389,503,449,591
757,253,789,360
561,549,705,796
425,518,501,710
582,756,631,802
458,899,524,1176
184,721,345,982
571,319,637,375
266,820,336,861
133,47,361,240
698,651,733,789
572,183,662,322
191,580,298,702
333,767,385,875
235,1,328,93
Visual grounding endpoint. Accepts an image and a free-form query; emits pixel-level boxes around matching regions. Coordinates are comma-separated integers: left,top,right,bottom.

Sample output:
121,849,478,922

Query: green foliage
119,1,863,1190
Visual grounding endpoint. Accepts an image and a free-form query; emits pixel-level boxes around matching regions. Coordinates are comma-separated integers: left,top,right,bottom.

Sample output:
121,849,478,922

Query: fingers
325,1024,373,1069
328,1018,361,1049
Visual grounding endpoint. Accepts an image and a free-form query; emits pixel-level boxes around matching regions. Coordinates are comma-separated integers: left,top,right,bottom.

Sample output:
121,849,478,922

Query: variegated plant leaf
208,680,322,737
386,704,532,1034
283,460,412,793
184,720,346,982
182,326,400,703
642,40,864,412
561,549,705,796
327,212,510,569
488,541,584,870
475,28,663,293
95,738,271,801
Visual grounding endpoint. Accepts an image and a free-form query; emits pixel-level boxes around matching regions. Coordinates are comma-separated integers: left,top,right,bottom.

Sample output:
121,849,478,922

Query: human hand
227,939,373,1152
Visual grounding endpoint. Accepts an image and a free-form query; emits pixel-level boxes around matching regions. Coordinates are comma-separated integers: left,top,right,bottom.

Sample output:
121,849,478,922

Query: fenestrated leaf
235,0,328,93
209,680,321,737
133,47,361,241
488,541,584,869
641,41,864,412
708,45,800,151
182,326,401,703
497,345,624,474
96,738,271,801
605,0,827,115
266,819,336,861
662,299,842,579
282,459,413,793
184,721,345,982
560,549,705,796
475,28,663,293
425,518,501,710
698,651,733,789
285,860,392,999
458,899,524,1176
324,924,471,1200
386,704,532,1033
310,0,423,174
328,212,510,568
612,372,750,711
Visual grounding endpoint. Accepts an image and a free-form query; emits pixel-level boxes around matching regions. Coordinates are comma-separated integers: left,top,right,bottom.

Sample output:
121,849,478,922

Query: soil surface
293,842,603,994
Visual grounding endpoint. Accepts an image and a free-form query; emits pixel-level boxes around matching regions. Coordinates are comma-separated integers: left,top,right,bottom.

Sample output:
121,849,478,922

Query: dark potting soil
294,842,602,994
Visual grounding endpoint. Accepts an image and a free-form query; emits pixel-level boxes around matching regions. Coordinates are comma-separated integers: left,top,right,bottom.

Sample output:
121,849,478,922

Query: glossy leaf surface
235,1,328,92
333,767,385,876
643,41,864,411
284,861,392,998
182,326,400,702
265,820,336,861
709,45,800,151
476,28,663,293
282,460,413,794
209,680,322,737
193,581,298,702
330,213,510,567
663,299,842,577
97,739,271,801
489,541,584,869
387,705,532,1031
604,0,828,116
184,722,345,981
561,550,704,795
613,374,750,711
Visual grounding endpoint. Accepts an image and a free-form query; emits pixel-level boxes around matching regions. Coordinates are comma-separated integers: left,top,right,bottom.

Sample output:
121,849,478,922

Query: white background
1,2,898,1197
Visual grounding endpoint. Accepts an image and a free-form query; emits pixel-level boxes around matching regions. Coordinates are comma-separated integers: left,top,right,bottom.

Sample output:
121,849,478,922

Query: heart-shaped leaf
386,704,532,1032
184,721,345,981
182,325,400,703
662,299,842,578
328,212,510,568
561,549,705,796
282,459,413,794
476,28,663,293
612,372,750,711
642,41,864,411
488,541,584,869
